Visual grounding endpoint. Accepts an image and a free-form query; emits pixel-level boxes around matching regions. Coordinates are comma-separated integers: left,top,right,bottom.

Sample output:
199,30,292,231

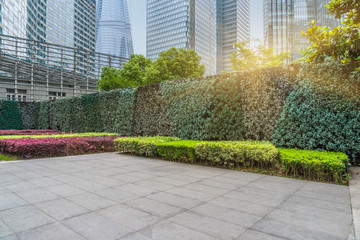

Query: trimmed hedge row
114,137,349,184
0,136,117,159
2,63,360,163
0,100,23,130
0,132,118,140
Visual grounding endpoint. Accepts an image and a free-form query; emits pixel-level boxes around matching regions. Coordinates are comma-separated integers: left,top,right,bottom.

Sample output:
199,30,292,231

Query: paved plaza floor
0,153,355,240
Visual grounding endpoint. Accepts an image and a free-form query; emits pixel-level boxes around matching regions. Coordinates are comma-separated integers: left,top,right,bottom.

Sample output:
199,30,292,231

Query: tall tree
97,54,152,91
146,47,205,84
230,40,290,71
302,0,360,72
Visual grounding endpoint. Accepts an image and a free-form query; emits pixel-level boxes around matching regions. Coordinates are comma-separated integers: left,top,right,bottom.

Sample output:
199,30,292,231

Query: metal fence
0,34,128,101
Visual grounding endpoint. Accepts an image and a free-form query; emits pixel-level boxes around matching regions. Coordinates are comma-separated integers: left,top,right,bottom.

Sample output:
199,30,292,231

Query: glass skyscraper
216,0,250,73
96,0,134,58
263,0,339,59
0,0,96,69
147,0,216,75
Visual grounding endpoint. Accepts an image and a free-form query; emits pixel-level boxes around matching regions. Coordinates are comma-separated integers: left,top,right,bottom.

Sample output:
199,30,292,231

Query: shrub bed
0,132,118,140
0,129,63,136
195,141,279,169
114,136,349,184
114,136,180,157
157,140,201,163
278,148,349,184
0,136,118,159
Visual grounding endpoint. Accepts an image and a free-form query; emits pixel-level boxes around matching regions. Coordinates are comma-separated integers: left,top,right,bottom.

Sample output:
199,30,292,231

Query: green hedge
19,102,36,129
0,100,23,130
114,136,180,157
81,93,103,132
273,63,360,163
133,84,173,136
157,140,201,163
279,148,349,184
195,141,279,169
161,75,245,140
114,88,137,136
36,101,50,129
99,90,122,132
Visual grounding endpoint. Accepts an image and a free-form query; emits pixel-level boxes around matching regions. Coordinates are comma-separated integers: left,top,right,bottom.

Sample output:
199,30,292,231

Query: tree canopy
302,0,360,72
97,48,205,91
229,40,290,72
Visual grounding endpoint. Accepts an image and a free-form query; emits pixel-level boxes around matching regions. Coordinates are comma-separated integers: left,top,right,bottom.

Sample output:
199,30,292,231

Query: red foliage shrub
0,129,63,136
0,136,117,159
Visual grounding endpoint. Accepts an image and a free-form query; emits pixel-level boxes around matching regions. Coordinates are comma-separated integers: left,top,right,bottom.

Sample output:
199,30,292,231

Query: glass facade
216,0,250,73
0,0,96,69
264,0,340,60
96,0,133,58
147,0,216,75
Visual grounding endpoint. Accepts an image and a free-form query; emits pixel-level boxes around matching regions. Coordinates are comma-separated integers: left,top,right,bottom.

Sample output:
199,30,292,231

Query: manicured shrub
99,90,122,132
0,132,118,139
133,84,173,136
273,63,360,164
81,93,103,132
0,100,23,130
0,129,62,135
161,75,244,140
278,148,349,184
19,102,36,129
157,140,201,163
114,88,137,136
195,141,279,169
0,136,118,159
114,136,180,157
36,101,50,129
239,66,296,140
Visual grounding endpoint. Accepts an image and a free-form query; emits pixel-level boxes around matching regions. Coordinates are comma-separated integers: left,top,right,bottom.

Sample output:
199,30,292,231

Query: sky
129,0,264,55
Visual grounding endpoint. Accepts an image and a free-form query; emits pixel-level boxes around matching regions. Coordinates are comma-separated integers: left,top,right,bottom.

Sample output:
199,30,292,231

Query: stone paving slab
0,153,354,240
349,167,360,240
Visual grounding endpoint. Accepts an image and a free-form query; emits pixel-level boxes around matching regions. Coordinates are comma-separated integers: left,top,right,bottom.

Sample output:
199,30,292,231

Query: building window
6,89,27,102
49,91,66,100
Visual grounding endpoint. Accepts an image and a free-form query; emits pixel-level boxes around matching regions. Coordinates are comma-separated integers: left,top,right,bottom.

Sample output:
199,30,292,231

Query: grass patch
0,154,17,161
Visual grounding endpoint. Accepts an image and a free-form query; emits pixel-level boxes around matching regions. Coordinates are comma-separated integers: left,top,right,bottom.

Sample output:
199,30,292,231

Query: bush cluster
2,63,359,164
195,141,279,169
18,102,36,129
279,148,349,184
113,136,349,183
0,100,23,130
114,136,180,157
0,136,117,159
133,84,173,136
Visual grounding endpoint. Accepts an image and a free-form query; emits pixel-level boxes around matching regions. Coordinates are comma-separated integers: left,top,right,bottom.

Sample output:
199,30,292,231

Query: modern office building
96,0,134,58
147,0,216,75
263,0,340,60
0,0,109,101
216,0,250,73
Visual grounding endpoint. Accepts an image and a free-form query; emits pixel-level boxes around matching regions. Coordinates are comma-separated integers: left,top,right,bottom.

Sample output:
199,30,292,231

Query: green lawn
0,154,17,161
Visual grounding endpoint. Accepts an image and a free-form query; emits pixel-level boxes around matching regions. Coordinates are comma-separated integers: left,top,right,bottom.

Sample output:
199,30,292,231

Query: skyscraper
147,0,216,75
0,0,96,51
216,0,250,73
263,0,339,59
96,0,134,58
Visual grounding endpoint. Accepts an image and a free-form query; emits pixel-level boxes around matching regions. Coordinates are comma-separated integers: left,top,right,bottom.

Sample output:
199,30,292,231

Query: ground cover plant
0,154,17,161
0,136,118,159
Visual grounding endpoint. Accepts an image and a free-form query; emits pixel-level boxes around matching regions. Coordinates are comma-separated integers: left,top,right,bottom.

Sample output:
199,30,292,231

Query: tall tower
96,0,134,58
147,0,216,75
263,0,340,60
216,0,250,73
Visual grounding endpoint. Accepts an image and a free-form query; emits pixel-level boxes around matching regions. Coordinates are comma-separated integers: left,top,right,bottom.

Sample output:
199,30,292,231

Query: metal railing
0,34,128,101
